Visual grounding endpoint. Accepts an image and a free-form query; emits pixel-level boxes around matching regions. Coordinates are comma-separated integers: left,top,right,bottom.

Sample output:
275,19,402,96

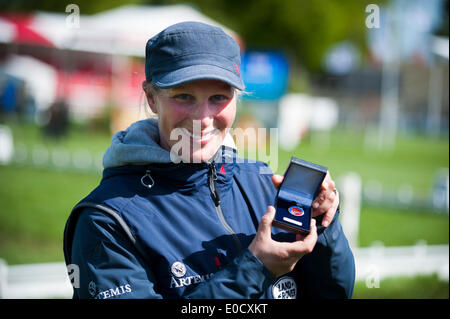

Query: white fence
354,243,449,288
0,243,448,299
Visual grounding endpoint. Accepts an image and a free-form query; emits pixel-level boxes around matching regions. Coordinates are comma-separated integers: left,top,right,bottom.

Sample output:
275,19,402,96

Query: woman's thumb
258,206,275,237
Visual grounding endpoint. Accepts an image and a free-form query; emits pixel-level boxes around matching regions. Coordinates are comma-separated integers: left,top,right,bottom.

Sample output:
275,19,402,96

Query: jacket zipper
208,162,242,252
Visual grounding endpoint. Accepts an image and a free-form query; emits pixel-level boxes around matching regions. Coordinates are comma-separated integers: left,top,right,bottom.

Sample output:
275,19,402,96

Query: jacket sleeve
184,249,276,299
71,208,163,299
293,206,356,298
71,208,276,299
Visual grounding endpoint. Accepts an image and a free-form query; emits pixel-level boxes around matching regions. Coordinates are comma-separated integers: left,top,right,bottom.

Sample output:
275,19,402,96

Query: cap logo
288,206,304,217
234,63,240,76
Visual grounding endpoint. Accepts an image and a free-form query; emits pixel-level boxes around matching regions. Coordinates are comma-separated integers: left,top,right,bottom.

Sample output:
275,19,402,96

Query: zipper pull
208,163,221,206
141,170,155,189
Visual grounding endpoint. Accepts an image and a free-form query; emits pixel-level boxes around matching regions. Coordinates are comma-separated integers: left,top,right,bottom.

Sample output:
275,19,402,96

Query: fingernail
313,202,319,208
322,220,329,227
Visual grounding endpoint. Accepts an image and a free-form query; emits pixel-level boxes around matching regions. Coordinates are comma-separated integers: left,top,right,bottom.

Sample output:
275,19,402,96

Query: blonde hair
141,80,159,119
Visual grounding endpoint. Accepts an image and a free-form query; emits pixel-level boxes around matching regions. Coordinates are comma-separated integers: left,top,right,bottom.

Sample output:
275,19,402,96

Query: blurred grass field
0,120,448,298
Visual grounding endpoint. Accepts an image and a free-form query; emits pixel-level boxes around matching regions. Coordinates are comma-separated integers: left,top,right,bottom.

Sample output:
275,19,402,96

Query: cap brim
152,64,245,91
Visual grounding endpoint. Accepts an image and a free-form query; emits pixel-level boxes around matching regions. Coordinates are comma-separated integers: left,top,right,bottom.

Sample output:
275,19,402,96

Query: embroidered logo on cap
234,63,240,76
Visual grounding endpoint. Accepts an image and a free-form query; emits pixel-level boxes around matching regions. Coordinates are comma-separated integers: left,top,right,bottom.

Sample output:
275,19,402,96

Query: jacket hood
103,118,236,168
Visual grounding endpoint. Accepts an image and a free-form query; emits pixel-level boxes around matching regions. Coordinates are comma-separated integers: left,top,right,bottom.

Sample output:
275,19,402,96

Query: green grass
0,165,101,264
5,120,111,155
0,164,448,265
353,274,449,299
0,121,449,299
272,129,449,195
0,121,449,264
358,205,449,247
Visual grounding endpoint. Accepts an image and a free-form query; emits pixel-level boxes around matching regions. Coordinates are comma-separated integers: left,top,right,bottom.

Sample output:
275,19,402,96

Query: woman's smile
145,79,237,162
179,127,221,144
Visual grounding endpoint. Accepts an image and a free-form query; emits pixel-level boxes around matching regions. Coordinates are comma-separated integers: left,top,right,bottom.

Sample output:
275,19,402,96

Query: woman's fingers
271,174,284,189
312,172,339,227
287,218,318,255
259,206,276,238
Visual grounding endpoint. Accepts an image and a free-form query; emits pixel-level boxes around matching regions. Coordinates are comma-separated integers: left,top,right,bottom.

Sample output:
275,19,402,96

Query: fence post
338,172,362,248
0,258,7,299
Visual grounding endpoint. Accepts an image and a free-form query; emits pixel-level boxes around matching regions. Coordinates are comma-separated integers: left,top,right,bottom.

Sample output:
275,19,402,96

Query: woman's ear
142,81,158,114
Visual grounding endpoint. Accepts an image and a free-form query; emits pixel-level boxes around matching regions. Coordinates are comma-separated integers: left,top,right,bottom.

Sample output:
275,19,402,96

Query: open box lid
279,157,328,201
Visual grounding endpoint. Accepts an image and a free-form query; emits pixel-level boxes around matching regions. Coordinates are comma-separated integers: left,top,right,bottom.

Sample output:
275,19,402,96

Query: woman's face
145,79,237,163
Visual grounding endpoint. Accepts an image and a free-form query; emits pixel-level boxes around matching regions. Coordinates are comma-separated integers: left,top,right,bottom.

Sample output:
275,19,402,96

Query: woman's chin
169,134,224,163
190,148,218,163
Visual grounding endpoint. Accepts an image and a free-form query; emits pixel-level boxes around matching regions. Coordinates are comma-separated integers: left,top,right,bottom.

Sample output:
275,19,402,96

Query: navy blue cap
145,21,244,90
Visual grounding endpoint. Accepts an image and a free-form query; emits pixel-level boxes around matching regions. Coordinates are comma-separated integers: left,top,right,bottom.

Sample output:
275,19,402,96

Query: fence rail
0,244,448,299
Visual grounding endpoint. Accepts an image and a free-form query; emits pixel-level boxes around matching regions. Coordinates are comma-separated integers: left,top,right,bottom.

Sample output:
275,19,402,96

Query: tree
156,0,383,72
1,0,385,71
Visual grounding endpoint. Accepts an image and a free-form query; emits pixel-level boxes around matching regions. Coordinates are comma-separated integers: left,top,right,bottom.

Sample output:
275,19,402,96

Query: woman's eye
210,95,229,103
173,94,194,103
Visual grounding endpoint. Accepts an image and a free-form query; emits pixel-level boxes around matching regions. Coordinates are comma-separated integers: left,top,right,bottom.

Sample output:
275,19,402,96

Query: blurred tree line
1,0,384,71
163,0,382,71
1,0,448,73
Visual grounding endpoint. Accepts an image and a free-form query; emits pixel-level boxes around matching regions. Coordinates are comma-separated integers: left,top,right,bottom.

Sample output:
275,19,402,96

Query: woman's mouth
180,128,220,144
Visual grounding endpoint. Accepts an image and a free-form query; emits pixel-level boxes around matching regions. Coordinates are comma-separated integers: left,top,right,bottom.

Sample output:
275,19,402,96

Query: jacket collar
101,146,239,193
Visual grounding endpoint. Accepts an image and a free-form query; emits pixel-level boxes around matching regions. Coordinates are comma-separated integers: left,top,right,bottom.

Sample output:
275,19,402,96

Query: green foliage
162,0,384,71
0,0,141,15
1,0,385,71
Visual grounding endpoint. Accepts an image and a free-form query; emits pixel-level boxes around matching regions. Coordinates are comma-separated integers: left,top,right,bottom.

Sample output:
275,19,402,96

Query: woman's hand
272,171,339,228
248,206,318,277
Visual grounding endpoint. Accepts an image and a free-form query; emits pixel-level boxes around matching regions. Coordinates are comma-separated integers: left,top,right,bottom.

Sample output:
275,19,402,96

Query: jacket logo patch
169,261,214,289
288,206,304,217
170,273,214,289
171,261,187,278
272,276,297,299
88,281,96,297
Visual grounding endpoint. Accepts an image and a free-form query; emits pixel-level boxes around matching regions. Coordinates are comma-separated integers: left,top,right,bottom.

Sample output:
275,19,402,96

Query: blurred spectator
0,73,22,114
0,72,36,122
43,99,69,138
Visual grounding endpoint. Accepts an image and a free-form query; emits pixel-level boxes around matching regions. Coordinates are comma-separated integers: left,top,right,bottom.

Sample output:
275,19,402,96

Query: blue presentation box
273,157,328,235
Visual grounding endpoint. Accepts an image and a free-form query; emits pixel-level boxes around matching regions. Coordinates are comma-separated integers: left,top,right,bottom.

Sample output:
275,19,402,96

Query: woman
63,21,355,299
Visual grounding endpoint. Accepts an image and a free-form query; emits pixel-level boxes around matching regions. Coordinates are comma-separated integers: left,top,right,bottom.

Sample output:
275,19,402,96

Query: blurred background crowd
0,0,448,299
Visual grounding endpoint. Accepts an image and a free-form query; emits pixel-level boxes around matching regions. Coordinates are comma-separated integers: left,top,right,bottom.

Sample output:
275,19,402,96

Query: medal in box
273,157,327,235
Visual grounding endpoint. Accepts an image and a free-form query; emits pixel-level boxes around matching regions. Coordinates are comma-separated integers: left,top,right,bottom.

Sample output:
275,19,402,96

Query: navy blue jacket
63,147,355,299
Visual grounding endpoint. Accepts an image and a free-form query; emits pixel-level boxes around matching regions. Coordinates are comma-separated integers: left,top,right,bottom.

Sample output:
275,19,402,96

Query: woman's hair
140,80,159,119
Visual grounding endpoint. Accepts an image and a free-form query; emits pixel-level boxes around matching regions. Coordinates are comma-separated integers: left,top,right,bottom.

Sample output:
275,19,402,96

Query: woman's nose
193,100,214,126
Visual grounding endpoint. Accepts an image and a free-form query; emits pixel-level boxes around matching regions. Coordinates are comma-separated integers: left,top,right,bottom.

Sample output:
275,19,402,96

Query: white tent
0,5,241,119
30,4,241,57
2,55,58,112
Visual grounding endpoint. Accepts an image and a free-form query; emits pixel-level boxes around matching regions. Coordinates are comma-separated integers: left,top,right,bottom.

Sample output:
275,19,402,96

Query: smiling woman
63,21,354,299
143,79,237,163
